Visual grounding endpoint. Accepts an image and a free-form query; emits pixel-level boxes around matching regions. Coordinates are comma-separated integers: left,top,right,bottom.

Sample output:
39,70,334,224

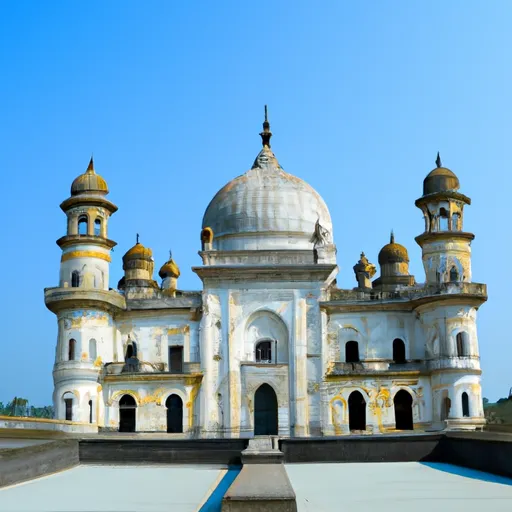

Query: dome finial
87,155,95,173
259,105,272,148
435,152,442,168
390,229,395,244
136,233,140,244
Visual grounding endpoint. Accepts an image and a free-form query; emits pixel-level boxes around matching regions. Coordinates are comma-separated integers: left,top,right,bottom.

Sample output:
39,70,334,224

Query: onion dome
378,232,410,265
71,157,109,196
159,252,181,279
201,106,333,252
121,235,157,287
423,152,460,195
122,239,153,267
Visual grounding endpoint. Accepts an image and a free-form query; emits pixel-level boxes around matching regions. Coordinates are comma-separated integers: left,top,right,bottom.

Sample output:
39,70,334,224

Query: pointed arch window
68,339,76,361
94,218,101,236
462,392,470,417
78,216,88,235
125,342,137,360
63,392,74,421
439,208,449,231
89,339,97,361
451,212,461,231
71,270,80,288
450,266,459,282
456,332,469,357
392,339,406,363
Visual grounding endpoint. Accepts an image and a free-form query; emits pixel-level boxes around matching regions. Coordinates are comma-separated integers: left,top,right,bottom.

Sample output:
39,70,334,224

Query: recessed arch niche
245,310,289,364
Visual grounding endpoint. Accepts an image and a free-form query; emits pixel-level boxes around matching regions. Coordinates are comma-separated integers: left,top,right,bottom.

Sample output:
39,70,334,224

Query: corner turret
415,154,473,284
57,157,117,290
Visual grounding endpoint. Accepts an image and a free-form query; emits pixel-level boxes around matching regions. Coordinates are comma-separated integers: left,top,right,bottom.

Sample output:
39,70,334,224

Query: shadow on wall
419,462,512,486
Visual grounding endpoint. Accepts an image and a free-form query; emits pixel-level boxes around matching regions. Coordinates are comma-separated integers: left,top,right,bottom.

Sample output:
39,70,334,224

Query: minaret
415,154,486,430
57,157,117,290
415,153,473,284
46,157,120,426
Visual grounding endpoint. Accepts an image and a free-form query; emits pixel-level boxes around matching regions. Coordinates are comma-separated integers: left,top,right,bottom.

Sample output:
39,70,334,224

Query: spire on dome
259,105,272,147
87,156,94,173
435,152,442,168
390,229,395,244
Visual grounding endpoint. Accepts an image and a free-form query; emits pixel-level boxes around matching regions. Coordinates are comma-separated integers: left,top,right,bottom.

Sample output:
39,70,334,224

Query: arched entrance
166,394,183,433
254,384,278,435
394,390,413,430
348,391,366,431
119,394,136,432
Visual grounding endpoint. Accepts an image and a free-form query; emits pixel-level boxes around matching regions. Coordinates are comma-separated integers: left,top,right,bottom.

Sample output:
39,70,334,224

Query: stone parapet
44,287,126,313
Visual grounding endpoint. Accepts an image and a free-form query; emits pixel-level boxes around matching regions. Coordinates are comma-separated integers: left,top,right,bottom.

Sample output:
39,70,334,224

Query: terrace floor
1,462,512,511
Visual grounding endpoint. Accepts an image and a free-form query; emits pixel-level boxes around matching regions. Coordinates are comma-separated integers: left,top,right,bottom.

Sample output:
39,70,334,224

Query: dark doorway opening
119,394,136,432
462,392,470,417
348,391,366,431
254,384,278,435
392,339,406,363
441,395,451,421
88,400,93,423
169,346,184,373
64,398,73,421
345,341,360,363
394,390,414,430
166,394,183,433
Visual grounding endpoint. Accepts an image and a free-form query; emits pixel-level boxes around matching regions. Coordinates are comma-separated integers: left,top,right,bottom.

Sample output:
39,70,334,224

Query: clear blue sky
0,1,510,405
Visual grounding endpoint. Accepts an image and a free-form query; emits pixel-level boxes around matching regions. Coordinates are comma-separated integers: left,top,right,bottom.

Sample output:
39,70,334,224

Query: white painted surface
286,462,512,512
46,139,486,438
0,465,222,512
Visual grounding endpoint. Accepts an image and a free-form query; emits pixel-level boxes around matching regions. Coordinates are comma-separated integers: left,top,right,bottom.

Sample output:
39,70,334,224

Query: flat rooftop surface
286,462,512,512
0,465,224,512
2,462,512,511
0,438,51,450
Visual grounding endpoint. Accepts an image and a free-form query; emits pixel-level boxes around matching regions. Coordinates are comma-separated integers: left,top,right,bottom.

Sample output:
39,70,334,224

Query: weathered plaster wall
326,311,419,364
197,280,327,438
59,244,111,290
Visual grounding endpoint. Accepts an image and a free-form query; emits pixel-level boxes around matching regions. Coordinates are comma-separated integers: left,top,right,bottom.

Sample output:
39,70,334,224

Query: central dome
202,129,333,252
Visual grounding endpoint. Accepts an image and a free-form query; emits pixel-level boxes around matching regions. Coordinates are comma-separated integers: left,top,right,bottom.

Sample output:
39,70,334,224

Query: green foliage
484,395,512,425
0,398,54,419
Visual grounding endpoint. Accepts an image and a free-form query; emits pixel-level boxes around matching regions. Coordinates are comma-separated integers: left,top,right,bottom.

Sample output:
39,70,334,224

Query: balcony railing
326,360,426,376
103,361,201,375
328,282,487,302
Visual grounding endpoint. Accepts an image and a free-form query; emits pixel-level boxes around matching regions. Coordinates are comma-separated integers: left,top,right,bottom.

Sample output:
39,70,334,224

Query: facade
44,114,487,436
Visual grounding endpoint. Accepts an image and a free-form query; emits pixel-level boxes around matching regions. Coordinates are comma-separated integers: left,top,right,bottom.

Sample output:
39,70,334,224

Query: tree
0,398,53,418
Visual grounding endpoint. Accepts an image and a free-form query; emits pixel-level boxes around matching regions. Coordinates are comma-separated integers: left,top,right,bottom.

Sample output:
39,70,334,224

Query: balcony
326,360,427,378
326,282,487,305
44,287,126,313
102,361,202,383
427,356,481,372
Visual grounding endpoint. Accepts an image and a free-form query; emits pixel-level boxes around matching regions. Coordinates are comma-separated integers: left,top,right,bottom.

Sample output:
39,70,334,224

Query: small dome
423,153,459,195
159,254,180,279
71,157,109,196
378,232,409,265
123,241,153,261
